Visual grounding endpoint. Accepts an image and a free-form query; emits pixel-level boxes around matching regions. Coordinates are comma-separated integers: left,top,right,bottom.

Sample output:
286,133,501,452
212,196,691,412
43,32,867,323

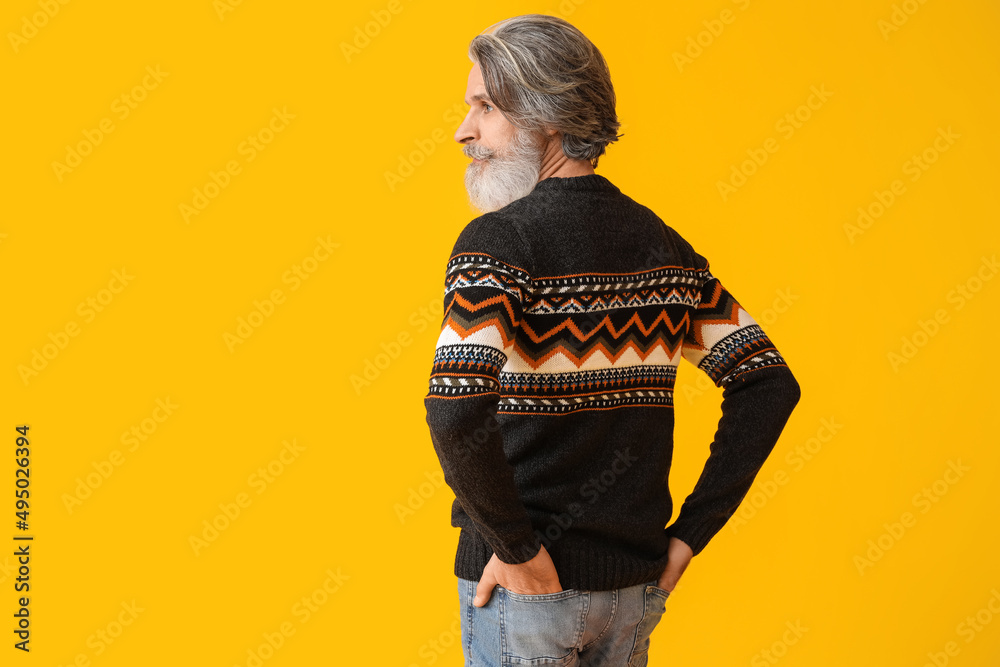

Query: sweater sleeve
666,247,802,556
423,215,542,565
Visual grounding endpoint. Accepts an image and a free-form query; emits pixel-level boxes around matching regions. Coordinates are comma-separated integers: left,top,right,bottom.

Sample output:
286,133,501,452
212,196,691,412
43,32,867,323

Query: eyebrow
464,92,492,106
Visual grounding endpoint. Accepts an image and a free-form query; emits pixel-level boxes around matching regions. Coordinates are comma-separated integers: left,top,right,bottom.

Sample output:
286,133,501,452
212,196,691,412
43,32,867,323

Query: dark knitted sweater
424,173,801,591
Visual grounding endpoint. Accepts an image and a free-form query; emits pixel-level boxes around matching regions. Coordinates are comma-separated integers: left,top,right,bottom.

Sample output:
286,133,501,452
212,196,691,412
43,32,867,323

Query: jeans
457,577,671,666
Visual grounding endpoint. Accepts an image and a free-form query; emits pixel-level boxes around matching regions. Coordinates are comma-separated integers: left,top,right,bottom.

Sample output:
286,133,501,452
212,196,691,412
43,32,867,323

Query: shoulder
601,187,707,272
634,208,708,274
666,227,707,270
449,211,534,277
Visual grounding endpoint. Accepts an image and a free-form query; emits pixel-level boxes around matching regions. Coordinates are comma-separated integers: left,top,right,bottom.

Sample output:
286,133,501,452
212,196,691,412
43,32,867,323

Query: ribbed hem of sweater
454,526,670,592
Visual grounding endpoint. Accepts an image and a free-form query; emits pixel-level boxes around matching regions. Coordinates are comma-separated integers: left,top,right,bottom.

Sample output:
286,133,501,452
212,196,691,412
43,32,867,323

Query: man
424,14,801,666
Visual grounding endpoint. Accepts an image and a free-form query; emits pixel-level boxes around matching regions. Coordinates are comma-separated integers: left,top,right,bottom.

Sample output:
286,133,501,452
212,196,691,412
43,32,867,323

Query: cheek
483,116,514,145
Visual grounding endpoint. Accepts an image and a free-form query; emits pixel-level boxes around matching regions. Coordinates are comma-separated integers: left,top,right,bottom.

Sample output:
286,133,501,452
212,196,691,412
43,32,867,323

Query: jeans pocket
627,585,669,666
647,583,671,599
499,586,581,602
498,587,587,665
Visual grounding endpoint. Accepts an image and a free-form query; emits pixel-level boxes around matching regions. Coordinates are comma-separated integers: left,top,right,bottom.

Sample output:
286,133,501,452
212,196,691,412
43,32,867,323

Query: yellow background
2,0,999,665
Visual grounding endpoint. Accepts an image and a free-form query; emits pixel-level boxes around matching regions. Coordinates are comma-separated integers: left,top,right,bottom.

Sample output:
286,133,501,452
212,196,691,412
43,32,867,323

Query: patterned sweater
423,173,801,591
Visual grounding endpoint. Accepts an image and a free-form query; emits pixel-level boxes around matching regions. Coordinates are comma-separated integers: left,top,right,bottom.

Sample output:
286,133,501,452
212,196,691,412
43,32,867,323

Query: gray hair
469,14,622,168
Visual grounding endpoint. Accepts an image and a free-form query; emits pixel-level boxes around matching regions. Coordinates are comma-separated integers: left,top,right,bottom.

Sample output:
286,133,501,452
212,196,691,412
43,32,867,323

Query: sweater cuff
664,516,721,557
492,529,543,565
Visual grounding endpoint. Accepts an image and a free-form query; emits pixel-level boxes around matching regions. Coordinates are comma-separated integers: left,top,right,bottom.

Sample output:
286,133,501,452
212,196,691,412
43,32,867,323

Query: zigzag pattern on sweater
426,253,788,413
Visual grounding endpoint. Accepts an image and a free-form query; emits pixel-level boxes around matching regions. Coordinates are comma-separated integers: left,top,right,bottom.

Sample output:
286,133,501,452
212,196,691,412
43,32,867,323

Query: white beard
463,128,544,213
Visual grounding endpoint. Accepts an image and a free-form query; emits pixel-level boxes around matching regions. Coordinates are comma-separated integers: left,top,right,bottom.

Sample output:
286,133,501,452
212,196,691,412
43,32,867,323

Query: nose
455,107,477,145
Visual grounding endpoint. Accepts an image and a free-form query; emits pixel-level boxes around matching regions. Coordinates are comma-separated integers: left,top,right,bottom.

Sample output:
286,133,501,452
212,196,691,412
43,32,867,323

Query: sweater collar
532,173,620,193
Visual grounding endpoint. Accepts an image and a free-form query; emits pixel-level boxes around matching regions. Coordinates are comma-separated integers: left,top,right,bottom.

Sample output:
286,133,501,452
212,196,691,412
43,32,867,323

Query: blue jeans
457,577,670,666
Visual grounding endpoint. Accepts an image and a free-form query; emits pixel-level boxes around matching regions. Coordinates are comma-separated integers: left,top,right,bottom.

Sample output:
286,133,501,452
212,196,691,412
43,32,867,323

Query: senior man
423,14,801,666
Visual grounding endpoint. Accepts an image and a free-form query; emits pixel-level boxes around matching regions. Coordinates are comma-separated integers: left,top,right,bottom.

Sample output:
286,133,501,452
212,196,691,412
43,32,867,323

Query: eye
482,102,494,112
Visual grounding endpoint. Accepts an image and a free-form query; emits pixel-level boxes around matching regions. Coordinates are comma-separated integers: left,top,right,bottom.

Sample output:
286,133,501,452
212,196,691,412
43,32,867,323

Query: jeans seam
465,579,475,666
626,587,651,661
574,593,591,651
499,587,508,661
581,587,617,652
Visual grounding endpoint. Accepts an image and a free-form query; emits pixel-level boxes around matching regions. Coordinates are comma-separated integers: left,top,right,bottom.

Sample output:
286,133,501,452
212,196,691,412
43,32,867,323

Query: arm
667,254,802,557
424,218,542,566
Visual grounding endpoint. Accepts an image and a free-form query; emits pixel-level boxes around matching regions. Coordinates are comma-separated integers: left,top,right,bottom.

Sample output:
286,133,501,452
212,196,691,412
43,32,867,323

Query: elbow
425,393,501,445
773,365,801,418
425,402,464,444
782,366,801,407
767,366,802,414
726,363,801,415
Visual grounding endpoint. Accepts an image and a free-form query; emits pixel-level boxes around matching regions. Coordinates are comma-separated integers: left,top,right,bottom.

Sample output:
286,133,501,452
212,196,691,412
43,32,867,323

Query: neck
536,134,596,181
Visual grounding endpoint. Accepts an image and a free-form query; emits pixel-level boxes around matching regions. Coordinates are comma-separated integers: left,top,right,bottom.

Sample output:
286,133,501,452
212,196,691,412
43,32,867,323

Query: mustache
463,143,493,160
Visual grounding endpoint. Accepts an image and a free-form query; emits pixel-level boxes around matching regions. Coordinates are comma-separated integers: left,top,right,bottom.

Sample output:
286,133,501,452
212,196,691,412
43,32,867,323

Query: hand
656,537,694,593
474,544,562,607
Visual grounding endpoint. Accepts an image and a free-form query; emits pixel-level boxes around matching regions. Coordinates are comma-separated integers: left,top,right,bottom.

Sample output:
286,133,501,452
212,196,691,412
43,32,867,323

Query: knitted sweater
423,173,801,592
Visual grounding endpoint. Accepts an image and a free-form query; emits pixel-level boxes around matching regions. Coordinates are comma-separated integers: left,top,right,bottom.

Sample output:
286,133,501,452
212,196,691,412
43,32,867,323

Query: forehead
463,62,490,105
